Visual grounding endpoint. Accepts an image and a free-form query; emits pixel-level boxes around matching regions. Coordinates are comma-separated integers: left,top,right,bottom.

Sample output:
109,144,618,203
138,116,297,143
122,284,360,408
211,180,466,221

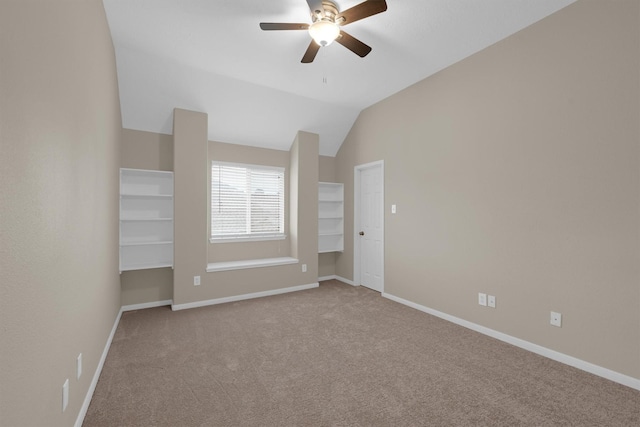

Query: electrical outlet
302,264,307,273
478,293,487,306
62,379,69,412
77,353,82,380
488,295,496,308
550,311,562,327
194,276,201,286
391,204,397,214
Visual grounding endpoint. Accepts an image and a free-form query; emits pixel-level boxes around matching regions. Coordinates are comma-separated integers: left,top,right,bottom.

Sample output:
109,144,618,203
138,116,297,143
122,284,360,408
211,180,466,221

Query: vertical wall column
289,136,300,258
173,108,208,306
289,131,319,278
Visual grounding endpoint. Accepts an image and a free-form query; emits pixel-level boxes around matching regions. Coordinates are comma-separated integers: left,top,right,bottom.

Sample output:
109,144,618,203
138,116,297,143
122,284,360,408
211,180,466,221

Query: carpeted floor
84,280,640,426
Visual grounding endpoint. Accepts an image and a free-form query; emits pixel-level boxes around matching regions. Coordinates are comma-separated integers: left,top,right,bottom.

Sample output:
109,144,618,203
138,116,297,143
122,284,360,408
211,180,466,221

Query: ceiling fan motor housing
311,1,340,23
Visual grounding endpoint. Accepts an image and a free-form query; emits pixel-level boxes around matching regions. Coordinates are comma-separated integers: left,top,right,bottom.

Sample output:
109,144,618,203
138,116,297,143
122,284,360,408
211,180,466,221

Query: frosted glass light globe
308,20,340,46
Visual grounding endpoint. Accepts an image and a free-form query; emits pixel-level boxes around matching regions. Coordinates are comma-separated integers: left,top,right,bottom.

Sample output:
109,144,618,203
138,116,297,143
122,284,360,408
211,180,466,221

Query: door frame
353,160,384,292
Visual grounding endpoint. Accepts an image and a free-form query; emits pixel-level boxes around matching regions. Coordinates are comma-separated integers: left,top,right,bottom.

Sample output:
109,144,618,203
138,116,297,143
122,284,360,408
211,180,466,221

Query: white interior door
357,162,384,292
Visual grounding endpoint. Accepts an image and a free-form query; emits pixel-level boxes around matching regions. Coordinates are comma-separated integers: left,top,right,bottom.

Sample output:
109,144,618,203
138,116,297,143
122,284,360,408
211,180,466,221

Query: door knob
359,231,364,236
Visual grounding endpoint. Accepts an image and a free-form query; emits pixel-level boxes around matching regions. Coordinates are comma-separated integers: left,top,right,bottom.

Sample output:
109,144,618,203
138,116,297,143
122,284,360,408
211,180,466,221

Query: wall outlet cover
478,293,487,306
488,295,496,308
194,276,201,286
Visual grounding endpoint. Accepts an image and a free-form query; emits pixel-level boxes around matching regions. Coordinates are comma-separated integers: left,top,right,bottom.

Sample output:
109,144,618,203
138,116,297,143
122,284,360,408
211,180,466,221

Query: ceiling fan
259,0,388,63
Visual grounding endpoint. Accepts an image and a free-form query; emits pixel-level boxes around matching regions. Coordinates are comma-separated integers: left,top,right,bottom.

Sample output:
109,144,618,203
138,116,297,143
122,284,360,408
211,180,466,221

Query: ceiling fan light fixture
308,20,340,46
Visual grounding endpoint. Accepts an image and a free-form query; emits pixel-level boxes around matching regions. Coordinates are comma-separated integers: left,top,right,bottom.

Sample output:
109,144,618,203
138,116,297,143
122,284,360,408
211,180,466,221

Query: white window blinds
211,162,285,241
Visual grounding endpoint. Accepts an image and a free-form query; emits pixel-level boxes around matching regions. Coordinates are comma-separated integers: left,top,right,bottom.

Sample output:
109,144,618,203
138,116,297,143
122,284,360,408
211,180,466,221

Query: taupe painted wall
0,1,122,425
120,129,331,304
120,268,174,307
173,109,210,305
173,110,319,305
336,0,639,379
121,128,173,172
319,155,338,278
120,128,174,306
319,156,337,182
289,131,320,275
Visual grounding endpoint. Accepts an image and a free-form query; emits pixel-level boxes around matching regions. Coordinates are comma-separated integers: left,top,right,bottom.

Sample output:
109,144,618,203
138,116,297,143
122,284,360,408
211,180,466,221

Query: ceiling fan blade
336,30,372,57
301,40,321,63
337,0,387,26
260,23,309,31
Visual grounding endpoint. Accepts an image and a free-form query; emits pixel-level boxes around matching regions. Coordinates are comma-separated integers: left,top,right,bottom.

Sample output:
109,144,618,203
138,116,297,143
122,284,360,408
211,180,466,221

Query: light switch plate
550,311,562,327
391,204,397,214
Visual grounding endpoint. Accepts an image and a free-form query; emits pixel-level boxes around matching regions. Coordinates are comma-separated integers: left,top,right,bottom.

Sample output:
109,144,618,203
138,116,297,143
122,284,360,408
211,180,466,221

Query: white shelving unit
119,168,174,272
318,182,344,253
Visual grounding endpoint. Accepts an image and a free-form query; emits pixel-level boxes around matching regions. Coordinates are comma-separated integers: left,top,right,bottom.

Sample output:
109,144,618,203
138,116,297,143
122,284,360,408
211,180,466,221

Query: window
211,161,285,242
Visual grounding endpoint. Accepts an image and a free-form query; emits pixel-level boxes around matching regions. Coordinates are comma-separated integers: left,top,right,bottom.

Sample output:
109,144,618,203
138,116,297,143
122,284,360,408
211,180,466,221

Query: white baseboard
319,275,358,286
382,292,640,392
171,282,319,311
336,276,357,286
75,306,123,427
122,299,173,312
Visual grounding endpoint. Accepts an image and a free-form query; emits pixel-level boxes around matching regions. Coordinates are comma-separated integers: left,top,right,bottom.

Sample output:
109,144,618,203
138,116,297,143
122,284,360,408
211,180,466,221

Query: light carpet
84,280,640,426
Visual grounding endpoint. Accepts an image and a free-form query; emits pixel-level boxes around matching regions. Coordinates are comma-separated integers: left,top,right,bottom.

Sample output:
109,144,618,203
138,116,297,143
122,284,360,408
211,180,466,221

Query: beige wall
120,129,327,304
121,130,338,289
120,268,174,307
319,155,338,278
336,0,639,379
121,128,173,171
319,155,337,182
173,110,319,305
0,1,122,425
119,129,315,303
173,109,210,305
289,131,319,274
120,128,174,306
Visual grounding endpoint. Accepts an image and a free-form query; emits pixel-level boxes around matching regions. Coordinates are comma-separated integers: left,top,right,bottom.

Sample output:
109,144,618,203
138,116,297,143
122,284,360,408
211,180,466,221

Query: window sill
206,257,298,273
210,234,287,244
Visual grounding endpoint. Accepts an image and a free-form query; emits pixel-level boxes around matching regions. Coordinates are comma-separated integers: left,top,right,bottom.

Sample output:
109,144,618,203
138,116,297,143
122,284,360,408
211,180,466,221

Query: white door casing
354,161,384,292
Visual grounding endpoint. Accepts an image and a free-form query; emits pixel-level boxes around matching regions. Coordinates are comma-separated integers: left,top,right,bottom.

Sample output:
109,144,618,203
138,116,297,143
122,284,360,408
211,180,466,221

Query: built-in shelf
119,168,174,272
318,182,344,253
120,241,173,247
120,194,173,199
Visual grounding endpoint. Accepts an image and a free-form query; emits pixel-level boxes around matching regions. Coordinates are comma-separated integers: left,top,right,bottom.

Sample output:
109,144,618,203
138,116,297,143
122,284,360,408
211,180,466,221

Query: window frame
210,161,286,243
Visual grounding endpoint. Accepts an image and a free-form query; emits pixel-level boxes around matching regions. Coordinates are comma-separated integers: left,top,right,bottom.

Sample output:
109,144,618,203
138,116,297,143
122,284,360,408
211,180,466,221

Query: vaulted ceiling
104,0,575,156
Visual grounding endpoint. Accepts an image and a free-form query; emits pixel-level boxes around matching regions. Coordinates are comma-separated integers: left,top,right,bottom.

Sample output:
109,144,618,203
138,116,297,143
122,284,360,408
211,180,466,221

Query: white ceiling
104,0,575,156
